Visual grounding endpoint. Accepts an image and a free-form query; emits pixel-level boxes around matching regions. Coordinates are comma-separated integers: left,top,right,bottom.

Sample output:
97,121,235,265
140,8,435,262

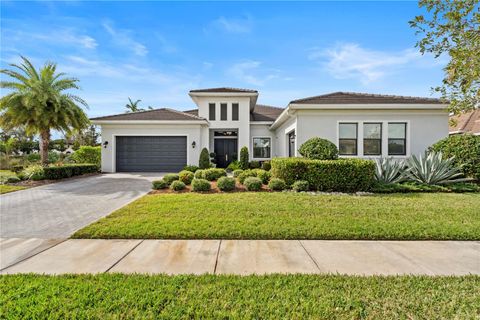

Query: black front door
214,139,237,168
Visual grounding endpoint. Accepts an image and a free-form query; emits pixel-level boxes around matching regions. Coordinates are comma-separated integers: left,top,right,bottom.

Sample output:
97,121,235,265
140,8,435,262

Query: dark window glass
209,103,215,121
253,138,271,158
214,131,238,137
339,123,357,155
363,123,382,155
388,123,406,155
232,103,239,121
221,103,227,121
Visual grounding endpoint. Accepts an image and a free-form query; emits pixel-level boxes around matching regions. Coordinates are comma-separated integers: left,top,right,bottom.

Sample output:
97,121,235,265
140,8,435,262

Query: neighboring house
449,109,480,135
91,88,449,172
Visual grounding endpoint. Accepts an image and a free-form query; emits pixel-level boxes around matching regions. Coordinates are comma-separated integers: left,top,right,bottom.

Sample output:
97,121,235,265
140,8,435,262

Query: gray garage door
116,136,187,172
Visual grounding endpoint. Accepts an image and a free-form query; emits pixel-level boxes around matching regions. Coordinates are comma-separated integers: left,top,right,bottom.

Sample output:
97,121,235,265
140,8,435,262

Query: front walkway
0,173,160,238
1,238,478,275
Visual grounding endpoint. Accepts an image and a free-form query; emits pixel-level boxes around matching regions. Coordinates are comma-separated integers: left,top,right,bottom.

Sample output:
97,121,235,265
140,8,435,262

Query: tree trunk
39,130,50,166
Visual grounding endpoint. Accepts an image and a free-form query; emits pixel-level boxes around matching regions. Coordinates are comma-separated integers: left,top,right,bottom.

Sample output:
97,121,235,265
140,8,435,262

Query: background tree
410,0,479,113
0,56,90,165
125,97,154,113
66,125,100,150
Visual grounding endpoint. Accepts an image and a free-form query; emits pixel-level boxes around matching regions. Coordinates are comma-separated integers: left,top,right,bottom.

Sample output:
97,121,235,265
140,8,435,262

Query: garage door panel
116,136,187,172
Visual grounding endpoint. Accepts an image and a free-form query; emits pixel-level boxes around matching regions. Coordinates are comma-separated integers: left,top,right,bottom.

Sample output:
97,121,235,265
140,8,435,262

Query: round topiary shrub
152,179,168,190
268,178,286,191
238,170,256,184
233,169,243,177
217,176,236,191
183,165,199,173
194,169,206,180
292,180,309,192
204,168,227,181
244,177,262,191
261,161,271,171
254,169,271,184
163,173,179,185
299,137,338,160
192,178,211,192
170,180,186,191
179,170,194,185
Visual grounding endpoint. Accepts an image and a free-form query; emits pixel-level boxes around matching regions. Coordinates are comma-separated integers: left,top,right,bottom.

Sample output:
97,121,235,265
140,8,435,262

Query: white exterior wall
273,115,297,157
100,124,208,172
250,124,275,160
293,109,448,158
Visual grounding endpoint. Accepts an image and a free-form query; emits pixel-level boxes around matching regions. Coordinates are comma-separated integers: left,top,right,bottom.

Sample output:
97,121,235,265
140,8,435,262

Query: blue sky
1,1,446,117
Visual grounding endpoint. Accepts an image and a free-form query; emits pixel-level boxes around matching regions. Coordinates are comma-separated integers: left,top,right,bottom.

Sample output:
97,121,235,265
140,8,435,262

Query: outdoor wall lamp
192,141,196,148
103,141,109,148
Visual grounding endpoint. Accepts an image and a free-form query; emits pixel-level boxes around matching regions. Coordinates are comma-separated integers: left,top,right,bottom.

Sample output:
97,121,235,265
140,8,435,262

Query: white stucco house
91,88,449,172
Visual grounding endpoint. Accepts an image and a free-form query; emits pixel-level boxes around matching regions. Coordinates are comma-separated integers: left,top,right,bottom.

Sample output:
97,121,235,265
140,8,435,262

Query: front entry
214,139,238,168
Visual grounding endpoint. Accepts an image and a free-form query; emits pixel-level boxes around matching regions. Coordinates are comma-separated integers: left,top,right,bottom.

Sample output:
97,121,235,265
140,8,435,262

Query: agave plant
404,151,470,185
374,157,406,184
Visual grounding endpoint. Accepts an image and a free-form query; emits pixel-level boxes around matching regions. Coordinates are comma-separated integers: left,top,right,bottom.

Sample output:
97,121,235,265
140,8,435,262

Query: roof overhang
91,120,208,125
189,91,259,111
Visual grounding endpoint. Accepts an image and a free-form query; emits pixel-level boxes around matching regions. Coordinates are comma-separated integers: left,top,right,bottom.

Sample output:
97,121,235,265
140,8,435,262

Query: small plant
244,177,262,191
249,160,261,169
199,148,211,169
239,146,249,170
299,137,338,160
217,176,236,191
203,168,227,181
170,180,186,191
404,152,470,185
292,180,309,192
254,169,271,184
163,173,179,185
192,178,211,192
152,180,168,190
268,178,286,191
261,161,271,171
194,169,205,179
226,160,241,172
22,165,44,180
233,169,243,177
238,170,256,184
374,157,406,184
178,170,194,185
183,165,199,173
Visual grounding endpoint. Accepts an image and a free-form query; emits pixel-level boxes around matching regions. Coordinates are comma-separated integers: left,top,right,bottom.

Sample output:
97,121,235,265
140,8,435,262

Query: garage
115,136,187,172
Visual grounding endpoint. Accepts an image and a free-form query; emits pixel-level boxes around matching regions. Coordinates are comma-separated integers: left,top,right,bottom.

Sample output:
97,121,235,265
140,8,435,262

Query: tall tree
0,56,90,165
410,0,480,114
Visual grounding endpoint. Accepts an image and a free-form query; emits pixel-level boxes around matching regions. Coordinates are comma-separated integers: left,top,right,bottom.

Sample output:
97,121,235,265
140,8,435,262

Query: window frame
220,103,227,121
363,122,382,156
338,122,358,156
252,137,272,159
388,122,407,156
208,103,216,121
232,103,239,121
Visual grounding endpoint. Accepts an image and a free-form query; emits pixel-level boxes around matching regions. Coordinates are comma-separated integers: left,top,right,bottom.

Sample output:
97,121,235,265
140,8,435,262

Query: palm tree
125,97,142,113
0,56,89,165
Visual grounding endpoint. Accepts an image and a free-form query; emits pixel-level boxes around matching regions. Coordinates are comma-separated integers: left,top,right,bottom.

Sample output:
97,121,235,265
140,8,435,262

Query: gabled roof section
251,104,284,122
449,109,480,135
189,87,258,93
290,92,444,105
90,108,206,121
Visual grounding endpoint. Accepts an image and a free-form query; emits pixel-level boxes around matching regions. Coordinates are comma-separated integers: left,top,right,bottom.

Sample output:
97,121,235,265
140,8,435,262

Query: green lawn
73,192,480,240
1,274,478,319
0,184,26,194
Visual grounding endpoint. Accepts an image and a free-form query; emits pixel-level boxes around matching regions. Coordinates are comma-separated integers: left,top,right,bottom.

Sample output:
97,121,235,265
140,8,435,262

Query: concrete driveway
0,173,161,238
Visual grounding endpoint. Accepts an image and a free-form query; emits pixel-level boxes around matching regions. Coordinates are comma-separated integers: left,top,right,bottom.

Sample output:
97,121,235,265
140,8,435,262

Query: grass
73,192,480,240
1,274,478,319
0,184,26,194
0,170,17,183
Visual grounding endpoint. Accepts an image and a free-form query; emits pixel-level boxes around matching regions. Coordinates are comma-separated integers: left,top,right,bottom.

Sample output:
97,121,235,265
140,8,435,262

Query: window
339,123,357,155
253,138,271,158
363,123,382,155
232,103,239,121
209,103,216,121
388,123,407,155
220,103,227,121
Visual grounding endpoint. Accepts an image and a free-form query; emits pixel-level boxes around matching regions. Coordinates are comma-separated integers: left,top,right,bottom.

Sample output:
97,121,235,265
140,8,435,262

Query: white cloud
102,20,148,56
1,28,97,50
227,60,279,86
211,15,253,33
311,43,424,84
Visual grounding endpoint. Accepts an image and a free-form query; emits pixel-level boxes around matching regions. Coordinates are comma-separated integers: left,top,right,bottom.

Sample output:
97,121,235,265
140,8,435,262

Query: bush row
43,164,98,180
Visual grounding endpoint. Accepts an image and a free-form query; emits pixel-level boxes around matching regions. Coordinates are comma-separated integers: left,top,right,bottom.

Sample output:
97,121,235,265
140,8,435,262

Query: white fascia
91,120,209,125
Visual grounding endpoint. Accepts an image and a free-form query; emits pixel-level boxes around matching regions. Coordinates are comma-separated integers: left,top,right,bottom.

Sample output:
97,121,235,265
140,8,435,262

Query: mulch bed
149,181,272,194
8,172,100,188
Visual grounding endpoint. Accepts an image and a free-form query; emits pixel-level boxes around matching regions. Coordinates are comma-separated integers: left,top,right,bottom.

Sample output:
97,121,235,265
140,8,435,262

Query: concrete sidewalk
1,238,479,276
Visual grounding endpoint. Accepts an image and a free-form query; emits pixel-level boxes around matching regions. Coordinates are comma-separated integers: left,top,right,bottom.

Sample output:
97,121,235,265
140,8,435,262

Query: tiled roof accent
189,87,258,93
251,104,284,121
290,92,444,104
449,109,480,135
90,108,206,121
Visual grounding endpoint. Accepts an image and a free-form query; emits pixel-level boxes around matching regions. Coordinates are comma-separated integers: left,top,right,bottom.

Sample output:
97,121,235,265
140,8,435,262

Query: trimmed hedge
163,174,179,185
43,164,98,180
244,177,262,191
217,176,236,191
152,180,168,190
170,180,186,191
271,158,375,192
71,146,101,167
192,179,211,192
268,178,286,191
298,137,338,160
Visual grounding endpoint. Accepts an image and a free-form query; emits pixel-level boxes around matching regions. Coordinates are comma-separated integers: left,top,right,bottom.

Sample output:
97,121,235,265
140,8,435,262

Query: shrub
199,148,211,169
11,165,24,173
170,180,186,191
430,134,480,180
249,160,261,169
194,169,205,179
233,169,244,178
22,165,45,181
292,180,309,192
71,146,101,167
270,158,375,192
178,170,194,185
203,168,227,181
239,146,249,170
152,180,168,189
183,165,199,173
217,176,236,191
192,178,211,192
26,153,41,163
244,177,262,191
226,160,241,172
299,137,338,160
6,176,20,183
374,157,406,184
238,170,256,184
163,173,179,185
43,164,98,180
254,169,271,184
48,151,60,163
261,161,271,171
268,178,286,191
